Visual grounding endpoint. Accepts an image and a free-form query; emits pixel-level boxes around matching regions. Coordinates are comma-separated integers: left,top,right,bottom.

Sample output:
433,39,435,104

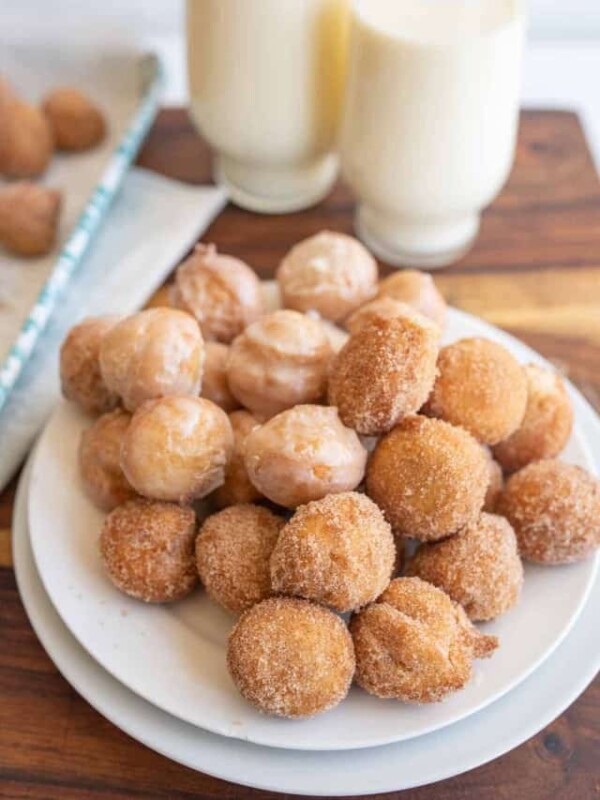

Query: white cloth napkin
0,167,227,490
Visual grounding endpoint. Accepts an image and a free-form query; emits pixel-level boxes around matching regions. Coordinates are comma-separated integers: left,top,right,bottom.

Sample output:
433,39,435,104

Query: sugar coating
483,447,504,512
350,577,497,703
227,309,333,419
328,310,439,436
172,243,263,343
277,231,378,322
407,513,524,621
376,270,447,329
366,416,488,541
201,342,240,412
270,492,396,613
227,597,355,718
244,405,367,509
78,408,136,512
493,363,573,472
345,297,437,337
497,460,600,564
426,337,527,445
60,316,120,415
99,308,204,412
214,410,262,508
196,505,284,614
121,396,233,504
100,498,198,603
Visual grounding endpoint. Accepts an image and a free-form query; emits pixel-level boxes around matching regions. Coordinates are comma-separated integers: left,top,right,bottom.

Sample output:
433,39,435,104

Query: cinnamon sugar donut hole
227,597,355,718
196,505,284,614
483,448,504,512
376,270,447,329
407,513,523,621
350,577,497,703
366,416,488,541
78,409,136,512
99,308,204,412
201,342,240,412
244,405,367,509
100,499,198,603
227,310,333,419
172,244,263,343
121,396,233,504
426,337,527,445
497,460,600,564
493,364,574,473
270,492,396,613
277,230,378,322
214,410,262,508
345,297,428,337
328,311,439,436
60,316,120,415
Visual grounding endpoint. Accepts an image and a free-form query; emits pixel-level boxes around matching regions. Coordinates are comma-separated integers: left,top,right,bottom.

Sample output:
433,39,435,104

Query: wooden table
1,109,599,800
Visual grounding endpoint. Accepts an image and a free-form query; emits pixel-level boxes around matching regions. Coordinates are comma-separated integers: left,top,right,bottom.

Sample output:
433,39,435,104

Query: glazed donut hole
201,342,240,412
227,597,355,718
328,311,439,436
227,309,333,420
426,337,528,445
100,498,198,603
277,230,378,322
407,513,524,621
213,410,262,508
350,577,497,703
260,279,282,314
376,270,447,330
78,408,136,512
496,460,600,564
99,308,205,412
60,316,120,415
493,363,574,473
243,405,367,509
214,410,262,508
121,396,233,504
196,504,284,614
366,415,489,541
270,492,396,613
172,243,263,343
315,316,350,353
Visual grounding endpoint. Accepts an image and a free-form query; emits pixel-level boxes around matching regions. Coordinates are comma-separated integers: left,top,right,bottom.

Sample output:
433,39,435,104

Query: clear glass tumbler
187,0,350,214
340,0,526,267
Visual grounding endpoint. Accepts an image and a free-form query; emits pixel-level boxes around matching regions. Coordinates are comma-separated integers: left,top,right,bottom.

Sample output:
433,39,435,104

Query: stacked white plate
14,308,600,796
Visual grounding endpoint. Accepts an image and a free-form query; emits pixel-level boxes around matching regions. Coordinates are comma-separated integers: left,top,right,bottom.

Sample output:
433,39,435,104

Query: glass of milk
187,0,350,214
340,0,525,267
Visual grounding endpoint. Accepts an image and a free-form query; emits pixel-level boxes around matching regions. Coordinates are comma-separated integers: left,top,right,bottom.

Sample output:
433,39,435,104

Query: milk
187,0,350,213
340,0,525,267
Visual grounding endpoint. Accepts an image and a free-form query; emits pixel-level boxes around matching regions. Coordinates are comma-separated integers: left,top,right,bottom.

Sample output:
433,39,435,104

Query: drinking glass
187,0,350,214
340,0,526,267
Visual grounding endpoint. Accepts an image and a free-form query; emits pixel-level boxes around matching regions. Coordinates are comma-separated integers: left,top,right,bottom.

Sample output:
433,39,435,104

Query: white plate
14,454,600,796
28,308,599,751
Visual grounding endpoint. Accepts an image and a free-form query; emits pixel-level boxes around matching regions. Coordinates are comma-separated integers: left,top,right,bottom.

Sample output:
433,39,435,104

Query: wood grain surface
1,108,599,800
